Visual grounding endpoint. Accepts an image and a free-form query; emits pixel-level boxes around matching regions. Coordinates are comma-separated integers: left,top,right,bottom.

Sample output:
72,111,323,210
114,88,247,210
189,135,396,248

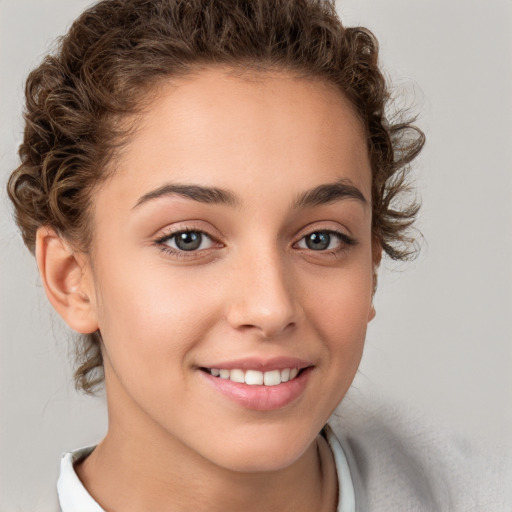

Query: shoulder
329,395,512,512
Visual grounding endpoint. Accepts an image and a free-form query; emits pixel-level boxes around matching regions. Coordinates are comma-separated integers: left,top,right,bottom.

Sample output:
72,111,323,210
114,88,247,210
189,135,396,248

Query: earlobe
35,227,98,334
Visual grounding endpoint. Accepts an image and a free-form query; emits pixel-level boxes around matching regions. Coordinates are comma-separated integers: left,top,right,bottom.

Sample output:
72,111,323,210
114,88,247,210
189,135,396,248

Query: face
82,67,375,472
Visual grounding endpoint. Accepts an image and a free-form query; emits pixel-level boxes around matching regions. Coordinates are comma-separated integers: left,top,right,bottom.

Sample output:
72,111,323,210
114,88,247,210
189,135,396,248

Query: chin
199,425,318,473
215,449,308,474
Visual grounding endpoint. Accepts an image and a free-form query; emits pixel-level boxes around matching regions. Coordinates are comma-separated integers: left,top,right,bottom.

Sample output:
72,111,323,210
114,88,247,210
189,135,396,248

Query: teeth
245,370,264,385
263,370,281,386
229,369,245,383
208,367,302,386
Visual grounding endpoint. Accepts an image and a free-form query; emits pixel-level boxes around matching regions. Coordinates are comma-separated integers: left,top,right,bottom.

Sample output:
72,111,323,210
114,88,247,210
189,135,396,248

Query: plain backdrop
1,1,511,510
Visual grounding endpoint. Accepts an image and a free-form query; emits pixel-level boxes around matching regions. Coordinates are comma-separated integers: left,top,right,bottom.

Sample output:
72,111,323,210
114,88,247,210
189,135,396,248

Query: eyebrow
133,178,367,210
133,183,240,209
293,179,367,208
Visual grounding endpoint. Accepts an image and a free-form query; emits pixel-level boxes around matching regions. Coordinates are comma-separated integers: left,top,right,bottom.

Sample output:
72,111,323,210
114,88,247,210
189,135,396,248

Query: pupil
306,232,330,250
176,232,202,251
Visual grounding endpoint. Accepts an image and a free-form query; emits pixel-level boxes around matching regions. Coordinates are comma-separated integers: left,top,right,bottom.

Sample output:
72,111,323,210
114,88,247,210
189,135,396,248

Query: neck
77,427,337,512
75,369,338,512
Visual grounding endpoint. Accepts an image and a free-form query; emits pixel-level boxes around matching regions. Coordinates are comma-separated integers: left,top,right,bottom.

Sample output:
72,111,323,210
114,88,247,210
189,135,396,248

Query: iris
305,232,331,251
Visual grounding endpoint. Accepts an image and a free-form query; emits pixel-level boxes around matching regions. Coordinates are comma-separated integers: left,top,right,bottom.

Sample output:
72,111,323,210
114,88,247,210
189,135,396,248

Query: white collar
57,446,104,512
323,424,356,512
57,426,355,512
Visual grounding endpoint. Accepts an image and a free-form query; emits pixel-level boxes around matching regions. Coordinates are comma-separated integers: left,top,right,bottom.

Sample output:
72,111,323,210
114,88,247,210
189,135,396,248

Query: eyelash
294,230,356,255
154,227,356,259
154,227,219,258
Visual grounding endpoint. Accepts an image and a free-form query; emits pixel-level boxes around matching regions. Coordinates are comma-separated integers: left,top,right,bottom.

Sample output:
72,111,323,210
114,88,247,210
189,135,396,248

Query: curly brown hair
7,0,424,394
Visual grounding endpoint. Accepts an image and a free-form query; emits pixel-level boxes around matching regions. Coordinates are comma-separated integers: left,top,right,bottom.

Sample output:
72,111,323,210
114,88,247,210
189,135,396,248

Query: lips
198,358,313,410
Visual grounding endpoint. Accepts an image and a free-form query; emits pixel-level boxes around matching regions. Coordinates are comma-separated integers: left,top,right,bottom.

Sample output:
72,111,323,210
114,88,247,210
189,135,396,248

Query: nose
226,248,298,339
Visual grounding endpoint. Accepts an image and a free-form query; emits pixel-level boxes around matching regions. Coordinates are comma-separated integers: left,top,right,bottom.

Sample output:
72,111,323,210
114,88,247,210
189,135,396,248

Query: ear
35,226,98,334
368,239,383,322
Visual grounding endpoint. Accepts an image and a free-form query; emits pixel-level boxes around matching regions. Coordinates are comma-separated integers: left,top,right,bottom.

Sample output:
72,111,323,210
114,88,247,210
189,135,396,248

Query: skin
37,67,378,512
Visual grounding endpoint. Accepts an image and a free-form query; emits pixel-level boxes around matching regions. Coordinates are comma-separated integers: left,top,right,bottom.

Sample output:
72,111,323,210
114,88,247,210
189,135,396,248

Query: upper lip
198,357,314,372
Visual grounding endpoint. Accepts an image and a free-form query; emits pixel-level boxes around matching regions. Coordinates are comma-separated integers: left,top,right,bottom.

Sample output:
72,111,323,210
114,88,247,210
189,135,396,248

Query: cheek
91,257,221,379
301,261,373,360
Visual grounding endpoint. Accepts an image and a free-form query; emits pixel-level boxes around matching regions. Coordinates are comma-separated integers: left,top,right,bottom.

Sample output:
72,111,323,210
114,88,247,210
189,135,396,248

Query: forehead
103,67,371,210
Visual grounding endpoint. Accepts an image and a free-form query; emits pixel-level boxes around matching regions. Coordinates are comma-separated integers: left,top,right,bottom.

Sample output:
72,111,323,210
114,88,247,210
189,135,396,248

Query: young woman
6,0,510,510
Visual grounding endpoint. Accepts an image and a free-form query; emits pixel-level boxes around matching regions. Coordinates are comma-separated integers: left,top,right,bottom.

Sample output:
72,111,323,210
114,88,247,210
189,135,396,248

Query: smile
203,367,300,386
200,364,313,411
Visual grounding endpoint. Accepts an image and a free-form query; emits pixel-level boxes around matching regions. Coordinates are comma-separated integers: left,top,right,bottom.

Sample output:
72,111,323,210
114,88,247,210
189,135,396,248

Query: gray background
1,0,511,510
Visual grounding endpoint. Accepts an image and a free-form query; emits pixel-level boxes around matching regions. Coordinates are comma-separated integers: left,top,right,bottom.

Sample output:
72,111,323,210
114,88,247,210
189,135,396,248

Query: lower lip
200,368,312,411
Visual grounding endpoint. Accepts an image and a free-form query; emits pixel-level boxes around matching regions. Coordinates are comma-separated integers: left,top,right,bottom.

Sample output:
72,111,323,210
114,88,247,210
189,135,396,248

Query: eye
160,230,214,252
296,230,351,251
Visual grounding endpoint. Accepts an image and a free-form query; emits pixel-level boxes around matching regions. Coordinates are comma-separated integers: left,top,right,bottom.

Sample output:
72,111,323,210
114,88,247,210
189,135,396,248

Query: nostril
235,319,296,339
225,261,298,337
227,298,297,336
